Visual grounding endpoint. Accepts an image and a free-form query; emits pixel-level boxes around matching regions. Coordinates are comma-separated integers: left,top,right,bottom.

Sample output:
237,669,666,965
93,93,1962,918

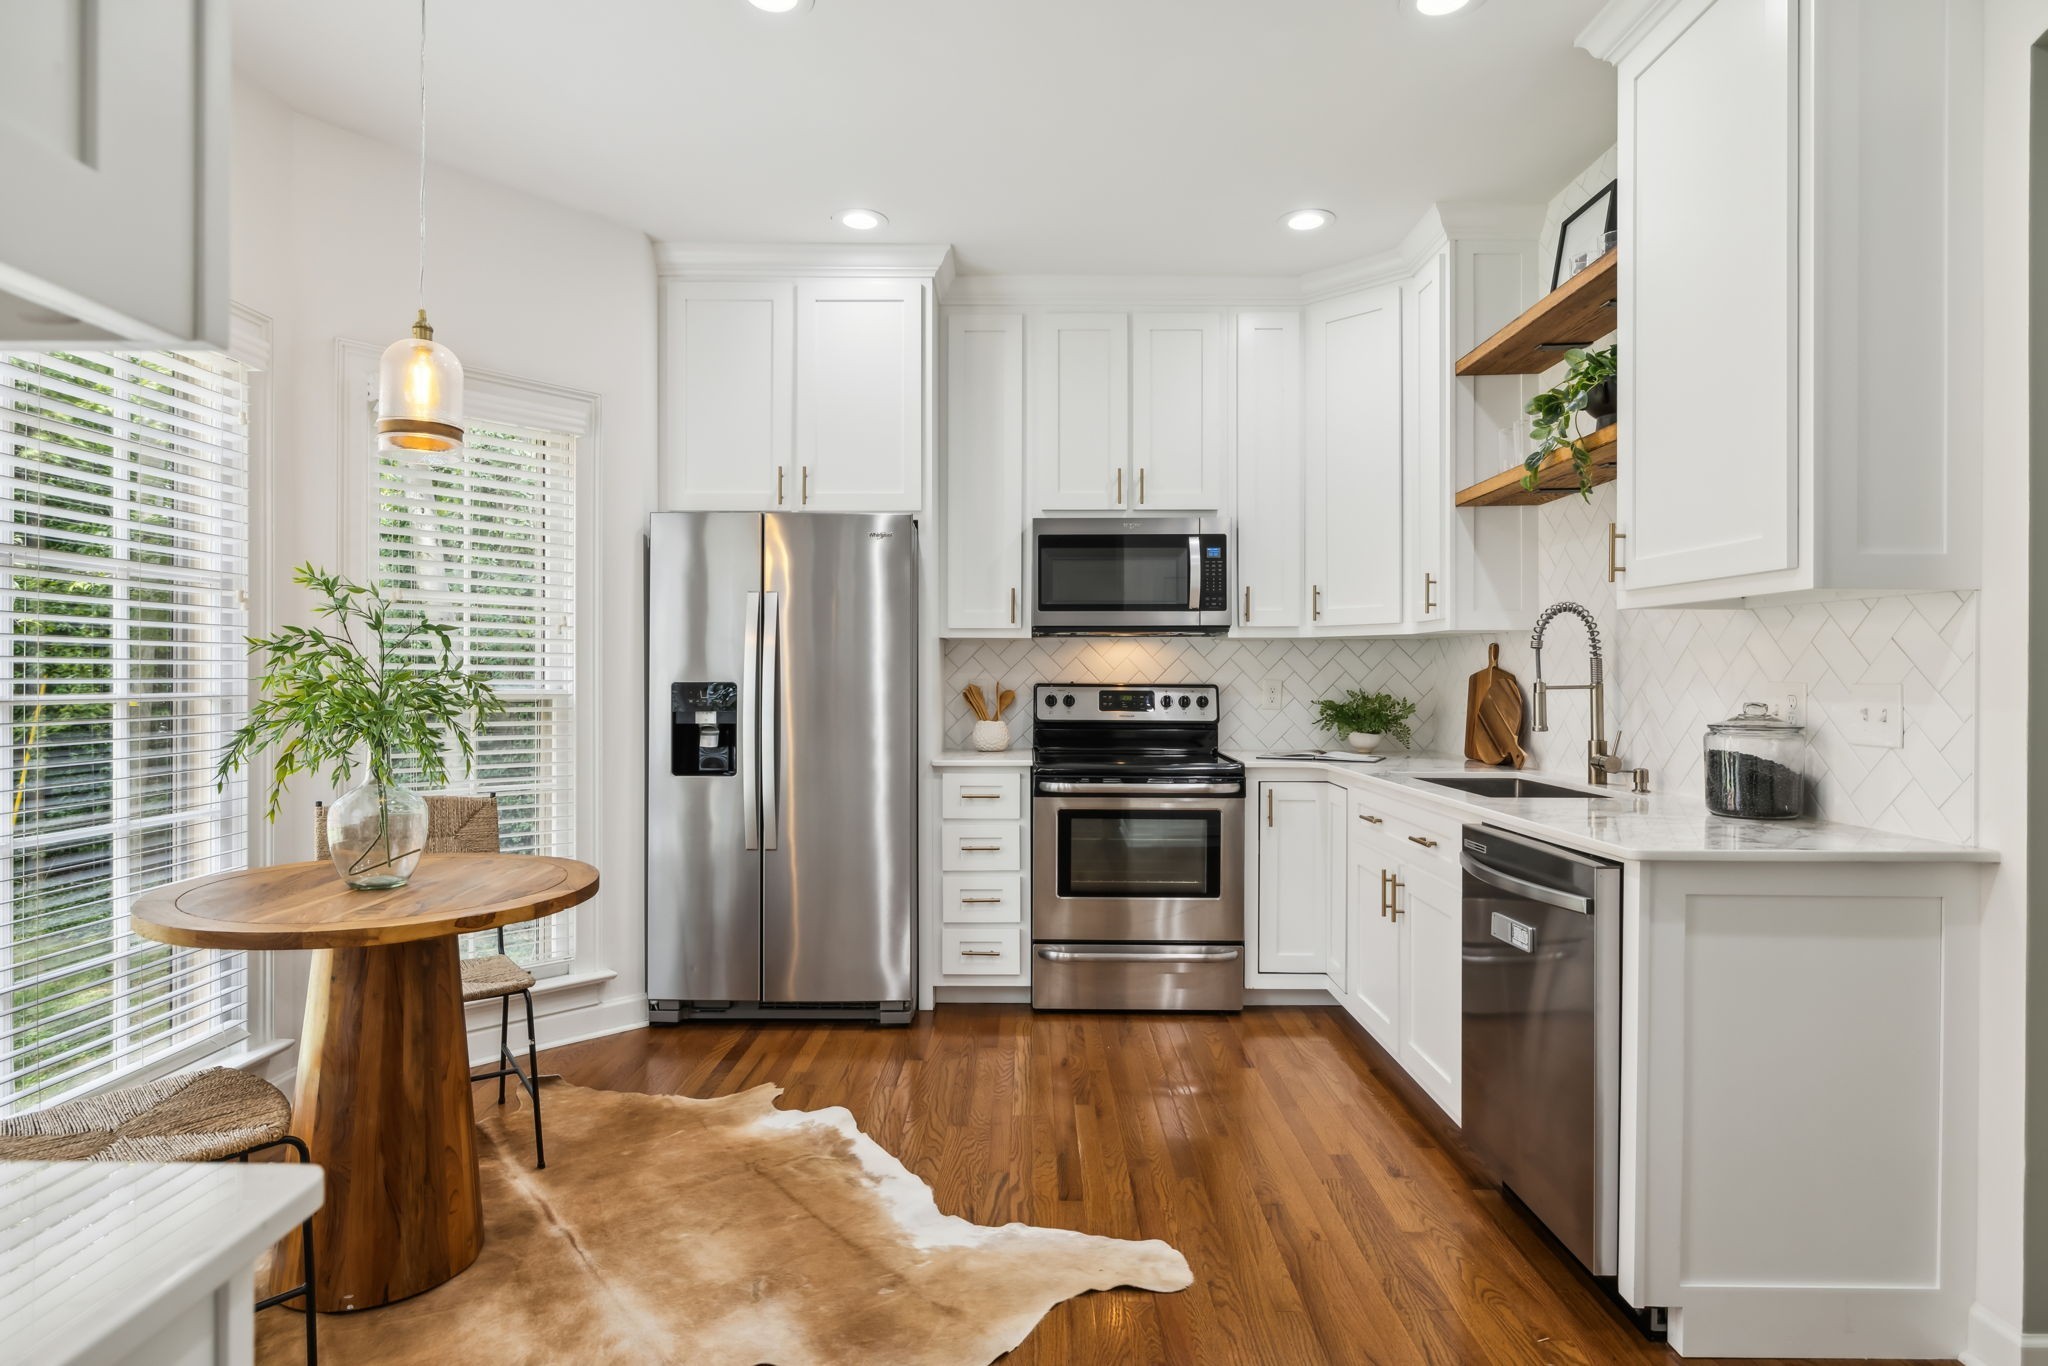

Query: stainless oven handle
1187,537,1201,611
1037,947,1241,964
1037,780,1241,795
1461,853,1595,915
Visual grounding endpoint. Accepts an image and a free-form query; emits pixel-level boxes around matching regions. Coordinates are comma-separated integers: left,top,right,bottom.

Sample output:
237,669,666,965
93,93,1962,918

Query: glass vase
328,778,429,889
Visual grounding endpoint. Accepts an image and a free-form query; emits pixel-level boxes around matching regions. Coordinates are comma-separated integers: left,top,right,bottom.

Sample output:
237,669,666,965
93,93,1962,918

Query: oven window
1058,810,1221,899
1038,536,1190,610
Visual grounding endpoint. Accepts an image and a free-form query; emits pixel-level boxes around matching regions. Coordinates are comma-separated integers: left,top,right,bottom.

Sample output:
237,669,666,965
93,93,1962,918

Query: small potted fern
1313,689,1418,754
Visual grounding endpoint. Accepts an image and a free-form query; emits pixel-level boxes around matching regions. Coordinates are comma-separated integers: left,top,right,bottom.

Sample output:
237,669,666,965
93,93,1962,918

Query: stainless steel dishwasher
1460,824,1622,1276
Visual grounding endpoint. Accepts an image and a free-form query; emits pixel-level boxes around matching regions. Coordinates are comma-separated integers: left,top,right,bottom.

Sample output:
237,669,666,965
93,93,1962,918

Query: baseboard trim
465,994,647,1068
1960,1303,2048,1366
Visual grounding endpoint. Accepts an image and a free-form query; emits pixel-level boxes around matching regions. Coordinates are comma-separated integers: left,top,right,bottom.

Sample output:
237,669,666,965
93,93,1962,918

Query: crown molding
941,274,1304,308
654,242,953,280
1576,0,1684,64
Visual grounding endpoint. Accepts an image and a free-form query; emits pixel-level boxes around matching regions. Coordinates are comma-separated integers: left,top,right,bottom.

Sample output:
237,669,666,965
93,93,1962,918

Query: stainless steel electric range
1029,683,1245,1011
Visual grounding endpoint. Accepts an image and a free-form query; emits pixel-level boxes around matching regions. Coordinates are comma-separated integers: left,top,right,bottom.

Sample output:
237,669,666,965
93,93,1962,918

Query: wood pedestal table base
131,853,600,1312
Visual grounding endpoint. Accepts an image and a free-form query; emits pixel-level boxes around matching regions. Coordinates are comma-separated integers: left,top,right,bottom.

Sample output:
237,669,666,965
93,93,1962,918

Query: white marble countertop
1232,753,1997,863
931,749,1032,767
2,1160,324,1366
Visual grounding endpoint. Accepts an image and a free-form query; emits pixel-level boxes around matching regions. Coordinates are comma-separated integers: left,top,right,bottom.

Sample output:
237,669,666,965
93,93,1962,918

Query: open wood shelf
1454,249,1618,376
1454,424,1617,507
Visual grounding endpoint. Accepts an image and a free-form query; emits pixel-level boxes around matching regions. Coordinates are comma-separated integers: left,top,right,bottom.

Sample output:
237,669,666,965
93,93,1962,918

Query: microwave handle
1187,538,1201,611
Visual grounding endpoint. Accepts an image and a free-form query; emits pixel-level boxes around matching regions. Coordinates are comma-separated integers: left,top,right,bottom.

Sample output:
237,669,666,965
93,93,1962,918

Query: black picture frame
1550,179,1619,292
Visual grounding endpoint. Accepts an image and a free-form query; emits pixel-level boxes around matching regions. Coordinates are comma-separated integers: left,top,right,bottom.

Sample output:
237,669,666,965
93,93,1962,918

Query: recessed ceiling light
1415,0,1474,14
1283,209,1335,232
747,0,812,12
837,208,887,231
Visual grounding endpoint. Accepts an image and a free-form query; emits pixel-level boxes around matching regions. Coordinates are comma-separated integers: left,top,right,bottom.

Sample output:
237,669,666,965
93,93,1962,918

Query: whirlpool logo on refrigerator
869,531,893,539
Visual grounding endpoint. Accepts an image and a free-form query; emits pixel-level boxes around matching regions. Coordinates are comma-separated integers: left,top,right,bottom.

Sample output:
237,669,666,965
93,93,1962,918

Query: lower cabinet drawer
940,926,1021,975
1030,943,1244,1011
940,872,1022,924
940,821,1023,871
1353,791,1461,869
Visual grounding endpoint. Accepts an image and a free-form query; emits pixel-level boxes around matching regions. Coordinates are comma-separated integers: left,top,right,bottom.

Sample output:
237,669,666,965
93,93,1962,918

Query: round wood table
132,854,600,1312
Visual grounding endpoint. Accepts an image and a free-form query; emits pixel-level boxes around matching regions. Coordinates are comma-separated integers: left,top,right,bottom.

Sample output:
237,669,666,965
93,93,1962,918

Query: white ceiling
232,0,1616,277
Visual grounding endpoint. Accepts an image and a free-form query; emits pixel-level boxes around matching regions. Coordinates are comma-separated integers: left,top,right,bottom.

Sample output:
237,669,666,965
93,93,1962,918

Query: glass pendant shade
376,310,464,457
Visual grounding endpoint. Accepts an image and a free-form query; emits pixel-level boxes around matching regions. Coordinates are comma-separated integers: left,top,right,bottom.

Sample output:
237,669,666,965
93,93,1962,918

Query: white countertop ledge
931,749,1032,767
3,1160,324,1366
1232,753,1997,863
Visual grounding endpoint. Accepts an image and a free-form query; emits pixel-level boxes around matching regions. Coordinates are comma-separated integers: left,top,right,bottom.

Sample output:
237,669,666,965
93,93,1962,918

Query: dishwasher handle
1461,852,1597,915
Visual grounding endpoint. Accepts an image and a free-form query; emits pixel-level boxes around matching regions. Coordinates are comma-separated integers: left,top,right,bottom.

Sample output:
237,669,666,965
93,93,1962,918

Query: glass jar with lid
1703,702,1807,819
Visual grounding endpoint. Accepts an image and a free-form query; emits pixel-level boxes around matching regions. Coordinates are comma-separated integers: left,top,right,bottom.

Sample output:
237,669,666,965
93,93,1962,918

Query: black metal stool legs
523,988,544,1169
239,1133,317,1366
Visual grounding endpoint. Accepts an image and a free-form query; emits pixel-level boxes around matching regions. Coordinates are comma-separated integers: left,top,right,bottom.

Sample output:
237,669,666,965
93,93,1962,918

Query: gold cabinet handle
1380,869,1392,918
1358,813,1382,824
1312,585,1322,621
1407,835,1437,849
960,843,1003,852
1608,523,1627,581
1115,467,1123,505
1423,572,1436,615
1390,875,1405,921
1138,467,1146,504
1266,789,1274,827
960,896,1005,905
1009,587,1017,625
959,948,1003,957
802,465,811,504
1242,585,1251,624
777,466,785,505
960,793,1002,801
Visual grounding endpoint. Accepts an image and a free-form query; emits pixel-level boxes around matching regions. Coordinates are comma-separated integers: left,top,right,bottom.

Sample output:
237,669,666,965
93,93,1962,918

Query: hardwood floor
541,1006,1950,1366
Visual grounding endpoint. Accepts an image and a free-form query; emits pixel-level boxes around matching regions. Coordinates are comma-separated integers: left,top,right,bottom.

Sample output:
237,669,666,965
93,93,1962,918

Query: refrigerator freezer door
761,513,917,1004
647,512,764,1002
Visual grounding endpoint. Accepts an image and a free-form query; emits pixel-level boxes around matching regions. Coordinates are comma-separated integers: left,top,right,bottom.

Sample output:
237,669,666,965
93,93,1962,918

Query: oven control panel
1035,683,1218,720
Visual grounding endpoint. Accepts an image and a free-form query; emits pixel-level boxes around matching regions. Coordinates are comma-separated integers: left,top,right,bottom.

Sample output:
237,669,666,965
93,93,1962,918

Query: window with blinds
375,416,577,972
2,351,250,1117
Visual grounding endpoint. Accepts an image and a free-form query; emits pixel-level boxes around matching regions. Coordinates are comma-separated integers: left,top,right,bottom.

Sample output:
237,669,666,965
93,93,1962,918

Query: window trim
334,341,603,979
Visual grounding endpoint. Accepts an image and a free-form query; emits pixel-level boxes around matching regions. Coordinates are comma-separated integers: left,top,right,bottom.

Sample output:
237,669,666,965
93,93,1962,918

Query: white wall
228,79,658,1069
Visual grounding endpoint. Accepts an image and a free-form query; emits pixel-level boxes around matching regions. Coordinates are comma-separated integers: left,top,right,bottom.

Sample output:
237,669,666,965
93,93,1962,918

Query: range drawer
1030,943,1244,1011
941,771,1024,820
940,821,1023,871
940,926,1021,975
940,872,1022,924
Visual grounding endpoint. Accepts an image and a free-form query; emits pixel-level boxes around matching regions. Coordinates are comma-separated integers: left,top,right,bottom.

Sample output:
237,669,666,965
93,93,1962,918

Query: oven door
1032,794,1245,942
1032,519,1217,634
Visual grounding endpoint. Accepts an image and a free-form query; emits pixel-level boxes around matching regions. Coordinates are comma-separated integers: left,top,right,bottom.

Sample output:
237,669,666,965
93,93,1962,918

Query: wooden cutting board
1464,643,1527,769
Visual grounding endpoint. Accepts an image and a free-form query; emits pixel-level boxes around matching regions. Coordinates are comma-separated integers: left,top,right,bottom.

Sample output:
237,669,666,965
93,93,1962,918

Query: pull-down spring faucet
1529,601,1627,787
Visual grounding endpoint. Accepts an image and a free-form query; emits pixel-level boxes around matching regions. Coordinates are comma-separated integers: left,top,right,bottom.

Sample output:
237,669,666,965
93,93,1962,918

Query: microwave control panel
1198,535,1229,610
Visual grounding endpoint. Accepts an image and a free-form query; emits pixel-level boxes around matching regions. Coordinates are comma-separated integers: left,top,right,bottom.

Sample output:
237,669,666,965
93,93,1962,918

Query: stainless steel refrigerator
646,512,917,1024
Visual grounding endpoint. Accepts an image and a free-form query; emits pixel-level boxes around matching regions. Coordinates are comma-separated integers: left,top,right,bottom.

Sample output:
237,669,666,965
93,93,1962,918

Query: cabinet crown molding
1576,0,1686,63
654,241,952,282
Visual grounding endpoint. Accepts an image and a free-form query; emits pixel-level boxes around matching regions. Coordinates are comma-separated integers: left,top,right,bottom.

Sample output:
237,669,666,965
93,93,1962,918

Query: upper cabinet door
1030,313,1129,511
660,280,794,510
1233,312,1304,631
1404,253,1447,626
1130,313,1225,510
797,278,924,512
943,313,1026,633
1620,0,1796,590
0,0,226,348
1305,286,1404,630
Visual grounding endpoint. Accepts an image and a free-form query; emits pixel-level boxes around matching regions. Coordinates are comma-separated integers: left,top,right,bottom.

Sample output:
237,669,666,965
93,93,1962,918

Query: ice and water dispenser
671,681,739,776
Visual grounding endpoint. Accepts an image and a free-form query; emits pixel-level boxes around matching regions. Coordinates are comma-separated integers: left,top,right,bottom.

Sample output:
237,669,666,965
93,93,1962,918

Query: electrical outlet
1259,679,1288,710
1754,683,1808,728
1841,683,1904,748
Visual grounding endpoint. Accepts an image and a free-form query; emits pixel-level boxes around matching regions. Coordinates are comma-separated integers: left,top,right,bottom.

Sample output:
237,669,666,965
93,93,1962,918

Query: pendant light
377,0,463,459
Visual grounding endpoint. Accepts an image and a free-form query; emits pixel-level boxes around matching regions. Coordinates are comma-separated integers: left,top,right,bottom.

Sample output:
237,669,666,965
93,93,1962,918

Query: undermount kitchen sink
1416,775,1613,800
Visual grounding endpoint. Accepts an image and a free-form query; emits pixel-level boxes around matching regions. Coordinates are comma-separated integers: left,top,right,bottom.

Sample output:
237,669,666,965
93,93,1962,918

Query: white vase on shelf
971,720,1011,752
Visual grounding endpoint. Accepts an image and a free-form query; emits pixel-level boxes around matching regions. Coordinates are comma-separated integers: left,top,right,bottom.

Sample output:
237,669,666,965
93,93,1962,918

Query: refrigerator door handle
759,589,781,850
740,591,761,851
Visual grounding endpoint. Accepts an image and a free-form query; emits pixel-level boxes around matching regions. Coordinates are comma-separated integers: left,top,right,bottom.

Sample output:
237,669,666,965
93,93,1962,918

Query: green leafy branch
216,563,502,820
1521,345,1618,500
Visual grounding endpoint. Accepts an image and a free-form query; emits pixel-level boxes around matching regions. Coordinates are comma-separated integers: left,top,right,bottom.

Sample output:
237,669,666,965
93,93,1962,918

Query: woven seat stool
316,792,548,1168
0,1067,319,1363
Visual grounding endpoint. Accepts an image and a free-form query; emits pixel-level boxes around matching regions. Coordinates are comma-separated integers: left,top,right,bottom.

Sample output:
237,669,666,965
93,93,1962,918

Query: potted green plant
1521,344,1618,499
1313,689,1418,754
216,564,501,889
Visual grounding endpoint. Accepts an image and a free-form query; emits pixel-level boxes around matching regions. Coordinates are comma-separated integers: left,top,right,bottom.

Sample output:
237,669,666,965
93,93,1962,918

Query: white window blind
375,416,577,972
1,350,250,1117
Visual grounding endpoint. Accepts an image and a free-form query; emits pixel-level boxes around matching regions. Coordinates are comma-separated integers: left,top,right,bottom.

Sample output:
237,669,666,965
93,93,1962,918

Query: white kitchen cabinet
1305,286,1405,630
0,0,227,349
1404,252,1448,626
1256,780,1336,975
1233,311,1305,631
1395,858,1461,1122
1130,312,1226,510
1594,0,1975,606
1346,829,1400,1051
943,312,1025,631
797,279,924,512
1030,313,1130,510
659,280,795,509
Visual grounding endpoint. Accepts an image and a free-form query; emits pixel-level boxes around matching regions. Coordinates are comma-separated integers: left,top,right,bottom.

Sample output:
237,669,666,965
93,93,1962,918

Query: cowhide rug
256,1081,1191,1365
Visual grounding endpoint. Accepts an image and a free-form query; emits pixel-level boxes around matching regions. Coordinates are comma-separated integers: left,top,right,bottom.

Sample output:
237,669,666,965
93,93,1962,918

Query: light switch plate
1841,684,1904,748
1259,678,1287,710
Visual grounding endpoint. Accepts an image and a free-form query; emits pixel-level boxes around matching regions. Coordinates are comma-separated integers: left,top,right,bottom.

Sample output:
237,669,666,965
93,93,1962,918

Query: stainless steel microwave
1031,517,1230,635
